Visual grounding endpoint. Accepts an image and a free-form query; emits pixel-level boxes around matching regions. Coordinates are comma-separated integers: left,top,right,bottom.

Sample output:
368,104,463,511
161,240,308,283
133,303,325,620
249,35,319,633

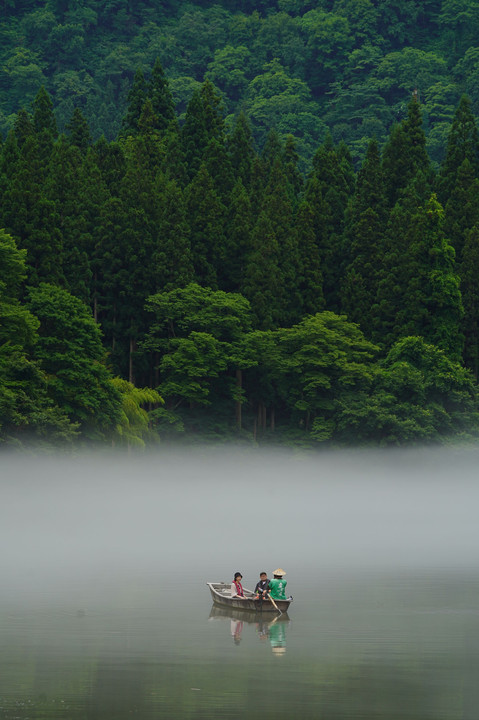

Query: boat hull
207,582,292,613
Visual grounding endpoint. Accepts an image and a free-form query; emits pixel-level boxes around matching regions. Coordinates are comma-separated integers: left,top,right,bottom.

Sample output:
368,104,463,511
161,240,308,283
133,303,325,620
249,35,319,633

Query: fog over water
2,445,479,719
1,444,479,591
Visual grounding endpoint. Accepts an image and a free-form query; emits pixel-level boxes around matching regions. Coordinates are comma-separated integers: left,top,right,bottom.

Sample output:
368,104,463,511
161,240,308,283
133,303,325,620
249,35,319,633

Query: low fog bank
1,445,478,596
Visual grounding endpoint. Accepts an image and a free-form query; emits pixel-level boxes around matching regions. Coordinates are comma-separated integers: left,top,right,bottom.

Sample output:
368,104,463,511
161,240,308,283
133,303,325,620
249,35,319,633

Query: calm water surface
1,448,479,719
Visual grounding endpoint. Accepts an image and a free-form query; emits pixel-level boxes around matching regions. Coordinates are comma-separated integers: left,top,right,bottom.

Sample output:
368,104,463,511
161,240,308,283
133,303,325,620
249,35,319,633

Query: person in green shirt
268,568,287,600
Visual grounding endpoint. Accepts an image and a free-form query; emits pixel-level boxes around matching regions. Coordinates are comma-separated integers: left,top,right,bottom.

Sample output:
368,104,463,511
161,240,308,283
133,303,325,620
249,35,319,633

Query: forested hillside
2,1,479,449
2,0,479,168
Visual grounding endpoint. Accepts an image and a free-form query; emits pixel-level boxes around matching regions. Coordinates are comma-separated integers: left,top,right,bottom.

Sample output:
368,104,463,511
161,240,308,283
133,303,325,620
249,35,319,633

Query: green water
1,567,478,719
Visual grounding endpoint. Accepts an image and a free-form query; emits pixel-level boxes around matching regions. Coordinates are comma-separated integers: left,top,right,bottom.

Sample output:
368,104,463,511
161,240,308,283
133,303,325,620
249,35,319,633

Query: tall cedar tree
283,134,304,202
66,107,92,152
261,157,302,326
204,137,235,204
185,163,226,290
242,211,283,330
147,57,176,133
375,193,464,360
226,111,256,190
437,95,479,206
120,68,147,138
382,98,431,208
224,178,254,292
80,147,112,321
46,135,91,303
305,135,352,312
2,129,64,287
182,80,225,179
294,200,324,316
153,174,194,291
460,225,479,377
32,86,58,165
444,158,479,262
341,138,388,336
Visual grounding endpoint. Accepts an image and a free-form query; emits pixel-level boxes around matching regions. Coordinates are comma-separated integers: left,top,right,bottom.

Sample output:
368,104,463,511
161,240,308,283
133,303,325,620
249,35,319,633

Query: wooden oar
268,593,282,616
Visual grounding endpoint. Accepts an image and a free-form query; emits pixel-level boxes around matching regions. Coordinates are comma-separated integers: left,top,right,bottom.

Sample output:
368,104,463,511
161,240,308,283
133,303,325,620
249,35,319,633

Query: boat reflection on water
209,605,290,653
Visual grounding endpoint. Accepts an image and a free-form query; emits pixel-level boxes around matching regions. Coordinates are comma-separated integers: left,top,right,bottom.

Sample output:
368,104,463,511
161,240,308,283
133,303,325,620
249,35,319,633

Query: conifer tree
304,135,351,312
261,157,301,326
162,119,188,186
382,98,431,208
14,109,34,147
261,129,283,176
341,139,388,335
203,137,235,203
147,57,175,133
32,86,58,164
120,68,147,138
224,178,254,292
2,133,64,286
46,135,91,303
182,80,225,179
153,175,194,291
295,200,324,316
437,95,479,205
0,131,19,205
283,134,303,202
32,86,57,138
444,158,479,262
460,225,479,377
181,89,208,178
249,154,267,218
93,136,126,196
185,164,226,290
200,78,225,142
374,194,464,360
242,211,283,330
226,111,256,190
66,107,92,152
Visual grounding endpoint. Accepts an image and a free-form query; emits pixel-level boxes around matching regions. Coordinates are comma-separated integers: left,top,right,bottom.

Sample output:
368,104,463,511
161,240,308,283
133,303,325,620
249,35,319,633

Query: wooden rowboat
206,582,293,613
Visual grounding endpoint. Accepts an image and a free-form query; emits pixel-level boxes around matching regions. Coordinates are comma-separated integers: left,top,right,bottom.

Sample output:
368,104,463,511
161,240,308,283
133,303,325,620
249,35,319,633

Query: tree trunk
129,337,136,384
154,352,160,387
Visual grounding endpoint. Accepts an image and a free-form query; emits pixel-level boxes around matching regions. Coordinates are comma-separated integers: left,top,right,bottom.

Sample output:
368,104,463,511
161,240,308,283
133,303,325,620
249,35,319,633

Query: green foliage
0,230,77,445
2,40,479,447
27,283,122,440
111,376,163,447
144,283,252,417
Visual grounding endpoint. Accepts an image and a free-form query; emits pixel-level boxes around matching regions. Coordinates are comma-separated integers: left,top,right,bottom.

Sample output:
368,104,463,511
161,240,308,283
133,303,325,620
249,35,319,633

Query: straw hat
272,568,286,576
272,647,286,654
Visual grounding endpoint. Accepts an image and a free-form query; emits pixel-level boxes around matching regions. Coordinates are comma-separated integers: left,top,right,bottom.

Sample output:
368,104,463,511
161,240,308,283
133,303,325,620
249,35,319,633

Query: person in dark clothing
254,572,270,601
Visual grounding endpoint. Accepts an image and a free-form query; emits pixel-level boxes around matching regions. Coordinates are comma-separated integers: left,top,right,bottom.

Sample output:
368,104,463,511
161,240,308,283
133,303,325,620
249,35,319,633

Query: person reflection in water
269,619,287,655
231,572,246,599
231,618,244,645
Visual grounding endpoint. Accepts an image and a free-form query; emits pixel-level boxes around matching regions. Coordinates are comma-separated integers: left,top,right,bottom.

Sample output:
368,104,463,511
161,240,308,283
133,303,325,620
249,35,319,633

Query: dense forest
2,1,479,449
2,0,479,168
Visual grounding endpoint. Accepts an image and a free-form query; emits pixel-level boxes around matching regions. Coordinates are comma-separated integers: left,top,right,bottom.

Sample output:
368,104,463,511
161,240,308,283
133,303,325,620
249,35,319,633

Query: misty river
1,446,479,719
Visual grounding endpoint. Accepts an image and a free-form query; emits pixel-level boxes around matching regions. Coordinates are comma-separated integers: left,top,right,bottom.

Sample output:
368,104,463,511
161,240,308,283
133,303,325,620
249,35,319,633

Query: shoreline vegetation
2,3,479,449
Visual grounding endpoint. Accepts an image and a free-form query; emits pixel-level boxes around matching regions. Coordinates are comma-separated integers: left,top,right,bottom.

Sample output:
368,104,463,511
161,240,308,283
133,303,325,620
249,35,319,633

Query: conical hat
272,568,286,576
